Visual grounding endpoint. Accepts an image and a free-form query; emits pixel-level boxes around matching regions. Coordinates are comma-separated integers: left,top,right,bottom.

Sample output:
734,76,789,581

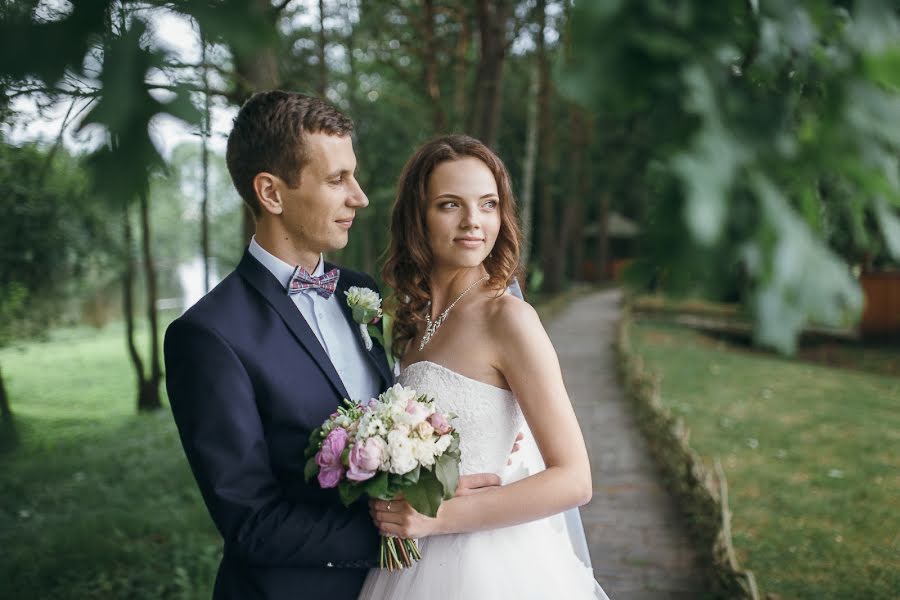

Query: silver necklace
419,275,489,351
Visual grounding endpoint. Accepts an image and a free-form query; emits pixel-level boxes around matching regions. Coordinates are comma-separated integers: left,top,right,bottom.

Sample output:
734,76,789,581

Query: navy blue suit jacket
164,250,393,600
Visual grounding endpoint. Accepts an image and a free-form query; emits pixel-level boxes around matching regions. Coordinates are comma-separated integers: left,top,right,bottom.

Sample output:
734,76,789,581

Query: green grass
0,322,221,600
629,319,900,600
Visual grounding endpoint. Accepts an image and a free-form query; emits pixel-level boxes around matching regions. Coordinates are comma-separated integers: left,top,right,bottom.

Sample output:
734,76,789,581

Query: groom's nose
346,177,369,208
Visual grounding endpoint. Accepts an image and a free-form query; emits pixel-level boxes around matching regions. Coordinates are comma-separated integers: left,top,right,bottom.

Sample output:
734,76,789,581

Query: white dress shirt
248,237,382,402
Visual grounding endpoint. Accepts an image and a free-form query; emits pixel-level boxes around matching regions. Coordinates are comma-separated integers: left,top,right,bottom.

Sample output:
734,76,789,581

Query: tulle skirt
357,509,609,600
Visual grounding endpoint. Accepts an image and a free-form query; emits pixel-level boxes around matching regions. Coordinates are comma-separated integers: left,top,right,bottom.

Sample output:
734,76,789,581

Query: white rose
414,421,435,439
434,434,452,455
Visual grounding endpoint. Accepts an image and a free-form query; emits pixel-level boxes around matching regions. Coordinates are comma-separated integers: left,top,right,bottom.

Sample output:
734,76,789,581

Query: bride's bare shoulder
485,292,544,340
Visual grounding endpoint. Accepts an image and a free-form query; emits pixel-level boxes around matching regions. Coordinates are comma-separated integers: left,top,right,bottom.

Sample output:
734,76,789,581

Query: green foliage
629,319,900,599
402,468,444,518
564,0,900,353
0,141,115,345
0,321,219,599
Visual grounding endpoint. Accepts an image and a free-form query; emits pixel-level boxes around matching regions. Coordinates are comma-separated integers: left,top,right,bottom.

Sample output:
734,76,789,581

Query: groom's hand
454,473,501,497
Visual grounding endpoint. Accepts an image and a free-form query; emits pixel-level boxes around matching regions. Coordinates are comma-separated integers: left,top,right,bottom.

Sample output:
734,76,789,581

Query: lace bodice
399,361,524,476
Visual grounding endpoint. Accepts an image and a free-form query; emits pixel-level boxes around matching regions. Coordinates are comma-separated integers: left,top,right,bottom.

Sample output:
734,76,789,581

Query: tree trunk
597,191,610,281
422,0,447,132
318,0,328,97
0,362,16,451
519,58,540,271
536,0,561,293
122,206,147,407
471,0,511,149
572,202,586,281
344,0,357,116
138,190,162,411
562,105,591,283
201,34,211,293
0,363,11,424
231,0,282,245
452,3,471,130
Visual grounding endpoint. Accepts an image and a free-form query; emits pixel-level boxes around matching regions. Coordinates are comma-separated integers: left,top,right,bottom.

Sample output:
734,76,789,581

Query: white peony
386,431,418,474
345,286,382,312
412,438,437,467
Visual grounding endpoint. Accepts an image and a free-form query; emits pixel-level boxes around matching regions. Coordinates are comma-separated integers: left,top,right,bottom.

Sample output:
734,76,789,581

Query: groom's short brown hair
226,90,354,216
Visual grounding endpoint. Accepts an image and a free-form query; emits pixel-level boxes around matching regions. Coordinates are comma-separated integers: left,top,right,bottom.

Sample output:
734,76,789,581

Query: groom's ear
254,172,284,216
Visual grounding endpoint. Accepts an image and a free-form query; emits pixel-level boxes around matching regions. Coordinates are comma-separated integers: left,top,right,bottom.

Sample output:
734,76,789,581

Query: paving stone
548,289,709,598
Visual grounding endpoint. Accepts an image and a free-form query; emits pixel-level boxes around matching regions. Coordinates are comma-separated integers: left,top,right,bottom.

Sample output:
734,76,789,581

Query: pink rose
428,412,452,435
317,465,343,488
347,437,386,482
316,428,349,467
405,399,431,424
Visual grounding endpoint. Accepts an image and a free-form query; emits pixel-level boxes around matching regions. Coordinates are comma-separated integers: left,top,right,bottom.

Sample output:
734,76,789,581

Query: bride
358,135,609,599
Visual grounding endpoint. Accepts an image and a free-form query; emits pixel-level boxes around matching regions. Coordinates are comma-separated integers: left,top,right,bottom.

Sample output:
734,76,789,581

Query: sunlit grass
0,320,220,600
629,319,900,600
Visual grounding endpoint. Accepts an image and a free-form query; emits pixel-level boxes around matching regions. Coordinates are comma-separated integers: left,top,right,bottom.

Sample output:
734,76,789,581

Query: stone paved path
548,289,709,600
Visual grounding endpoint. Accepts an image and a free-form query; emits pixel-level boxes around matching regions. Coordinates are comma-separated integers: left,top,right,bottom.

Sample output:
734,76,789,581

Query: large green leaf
303,456,318,484
434,454,459,501
402,470,444,518
338,481,365,507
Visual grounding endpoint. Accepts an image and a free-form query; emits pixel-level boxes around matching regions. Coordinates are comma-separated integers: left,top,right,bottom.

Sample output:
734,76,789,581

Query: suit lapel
236,251,351,400
332,267,394,390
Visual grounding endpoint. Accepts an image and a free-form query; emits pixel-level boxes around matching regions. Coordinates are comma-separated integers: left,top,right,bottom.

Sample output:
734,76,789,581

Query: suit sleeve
164,318,380,568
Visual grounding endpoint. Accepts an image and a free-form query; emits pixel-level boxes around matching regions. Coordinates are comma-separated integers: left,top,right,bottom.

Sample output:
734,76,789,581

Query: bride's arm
371,299,592,537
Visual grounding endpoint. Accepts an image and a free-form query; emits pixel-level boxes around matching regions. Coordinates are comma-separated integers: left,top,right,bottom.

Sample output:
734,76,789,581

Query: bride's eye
483,200,498,209
440,201,458,209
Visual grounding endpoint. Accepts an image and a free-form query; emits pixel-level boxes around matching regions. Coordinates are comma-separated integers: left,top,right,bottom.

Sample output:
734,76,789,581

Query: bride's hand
369,498,442,538
454,473,501,496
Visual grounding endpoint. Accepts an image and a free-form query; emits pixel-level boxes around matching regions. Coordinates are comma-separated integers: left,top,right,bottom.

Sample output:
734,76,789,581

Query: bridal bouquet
304,383,461,570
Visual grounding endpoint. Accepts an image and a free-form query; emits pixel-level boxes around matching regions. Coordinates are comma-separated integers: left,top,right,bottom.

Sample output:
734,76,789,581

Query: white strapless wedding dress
358,361,610,600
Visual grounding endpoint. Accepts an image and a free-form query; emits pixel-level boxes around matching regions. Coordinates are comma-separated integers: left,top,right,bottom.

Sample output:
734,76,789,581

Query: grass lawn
628,319,900,600
0,321,221,600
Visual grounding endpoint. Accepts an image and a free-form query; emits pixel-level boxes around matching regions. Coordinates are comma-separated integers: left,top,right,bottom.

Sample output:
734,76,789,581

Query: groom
164,91,499,600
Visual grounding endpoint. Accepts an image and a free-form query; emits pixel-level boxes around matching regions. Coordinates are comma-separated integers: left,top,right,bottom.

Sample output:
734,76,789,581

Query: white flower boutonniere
345,287,395,369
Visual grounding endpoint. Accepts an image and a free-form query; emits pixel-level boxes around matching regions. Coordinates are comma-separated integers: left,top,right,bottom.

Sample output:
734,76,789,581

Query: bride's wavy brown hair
382,135,523,358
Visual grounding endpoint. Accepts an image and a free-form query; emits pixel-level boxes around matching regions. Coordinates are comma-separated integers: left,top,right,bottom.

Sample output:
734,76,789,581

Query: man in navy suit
164,91,498,600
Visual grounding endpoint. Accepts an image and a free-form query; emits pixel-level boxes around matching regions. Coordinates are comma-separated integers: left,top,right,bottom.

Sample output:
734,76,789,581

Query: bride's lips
336,218,354,229
454,236,484,248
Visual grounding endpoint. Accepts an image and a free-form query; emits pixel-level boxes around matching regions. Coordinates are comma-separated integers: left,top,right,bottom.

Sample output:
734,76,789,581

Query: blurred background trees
1,0,899,416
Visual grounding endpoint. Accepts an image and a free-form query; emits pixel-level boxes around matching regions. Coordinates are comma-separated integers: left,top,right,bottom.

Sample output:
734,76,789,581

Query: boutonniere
345,287,395,370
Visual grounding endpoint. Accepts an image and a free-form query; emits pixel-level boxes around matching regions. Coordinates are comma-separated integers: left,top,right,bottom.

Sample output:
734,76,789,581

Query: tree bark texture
421,0,447,132
470,0,511,149
138,190,162,411
122,206,147,409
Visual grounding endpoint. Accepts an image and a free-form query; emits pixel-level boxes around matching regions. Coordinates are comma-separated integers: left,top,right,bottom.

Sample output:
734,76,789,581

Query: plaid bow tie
287,266,340,299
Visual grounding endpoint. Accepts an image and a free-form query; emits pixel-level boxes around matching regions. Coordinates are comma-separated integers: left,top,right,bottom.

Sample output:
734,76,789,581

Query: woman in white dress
358,135,609,599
